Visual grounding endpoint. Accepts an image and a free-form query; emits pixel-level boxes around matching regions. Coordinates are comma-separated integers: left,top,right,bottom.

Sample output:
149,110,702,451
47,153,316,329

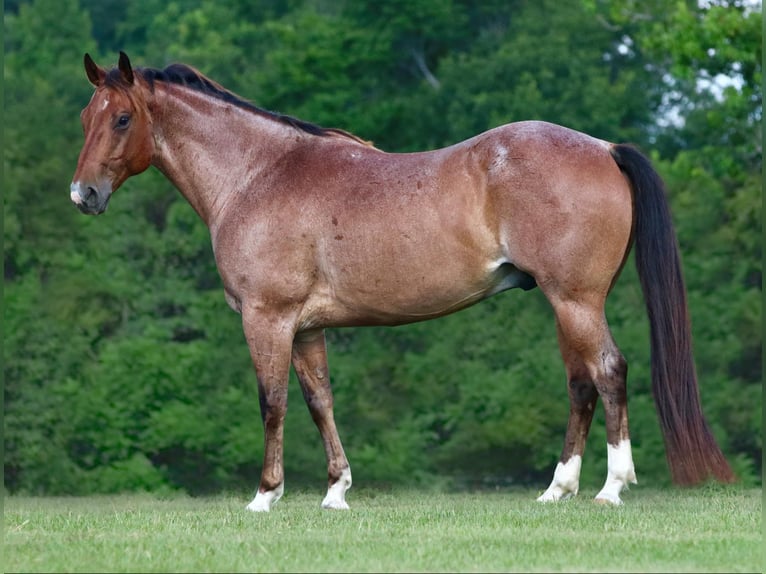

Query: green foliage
3,0,761,496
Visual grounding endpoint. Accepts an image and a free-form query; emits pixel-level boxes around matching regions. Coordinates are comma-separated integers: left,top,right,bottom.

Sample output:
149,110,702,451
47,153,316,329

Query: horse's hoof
536,486,576,502
246,500,271,512
593,493,623,506
321,498,350,510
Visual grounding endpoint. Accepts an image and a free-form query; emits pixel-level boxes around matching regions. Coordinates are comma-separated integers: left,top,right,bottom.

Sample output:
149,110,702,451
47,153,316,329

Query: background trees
4,0,761,495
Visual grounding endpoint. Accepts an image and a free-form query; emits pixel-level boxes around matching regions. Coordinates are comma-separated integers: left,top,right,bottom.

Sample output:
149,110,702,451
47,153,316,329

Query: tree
4,0,761,495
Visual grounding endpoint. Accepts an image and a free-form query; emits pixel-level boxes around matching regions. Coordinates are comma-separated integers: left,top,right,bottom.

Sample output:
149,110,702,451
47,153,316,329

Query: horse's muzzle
70,181,110,214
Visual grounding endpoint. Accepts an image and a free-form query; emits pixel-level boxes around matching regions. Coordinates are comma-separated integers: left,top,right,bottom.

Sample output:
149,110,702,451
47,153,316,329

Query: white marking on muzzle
70,181,83,204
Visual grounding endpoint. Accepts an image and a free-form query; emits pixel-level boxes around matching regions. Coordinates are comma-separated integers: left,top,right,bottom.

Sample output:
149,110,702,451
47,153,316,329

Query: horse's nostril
86,186,97,200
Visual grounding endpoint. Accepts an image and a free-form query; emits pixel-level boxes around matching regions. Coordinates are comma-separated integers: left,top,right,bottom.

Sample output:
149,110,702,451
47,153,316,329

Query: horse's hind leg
537,330,599,501
291,329,352,509
541,297,637,505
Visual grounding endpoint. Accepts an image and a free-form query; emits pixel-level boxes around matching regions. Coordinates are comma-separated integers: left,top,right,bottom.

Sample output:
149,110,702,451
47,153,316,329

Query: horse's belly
299,257,535,330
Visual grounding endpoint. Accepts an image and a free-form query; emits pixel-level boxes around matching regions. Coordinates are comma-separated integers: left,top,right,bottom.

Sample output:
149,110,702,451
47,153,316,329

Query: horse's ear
84,53,105,87
118,51,134,85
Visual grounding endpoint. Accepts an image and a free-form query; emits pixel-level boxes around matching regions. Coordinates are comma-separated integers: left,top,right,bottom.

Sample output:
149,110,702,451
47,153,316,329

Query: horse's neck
150,85,296,229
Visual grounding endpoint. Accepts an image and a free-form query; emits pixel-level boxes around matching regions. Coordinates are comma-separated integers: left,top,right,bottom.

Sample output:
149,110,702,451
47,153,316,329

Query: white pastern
594,439,637,505
245,482,284,512
537,455,582,502
321,467,352,510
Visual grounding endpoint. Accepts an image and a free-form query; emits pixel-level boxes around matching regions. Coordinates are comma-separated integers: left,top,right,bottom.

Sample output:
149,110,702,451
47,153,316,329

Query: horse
70,52,734,512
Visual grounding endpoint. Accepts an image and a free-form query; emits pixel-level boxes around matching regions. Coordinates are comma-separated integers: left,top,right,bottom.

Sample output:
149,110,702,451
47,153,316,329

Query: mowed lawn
4,486,761,573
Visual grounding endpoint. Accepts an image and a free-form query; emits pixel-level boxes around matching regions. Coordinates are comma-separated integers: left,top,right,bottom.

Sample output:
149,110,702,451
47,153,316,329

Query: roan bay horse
71,52,734,511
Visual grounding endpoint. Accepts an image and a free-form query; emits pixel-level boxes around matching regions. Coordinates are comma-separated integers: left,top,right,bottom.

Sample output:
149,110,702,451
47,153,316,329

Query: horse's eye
116,114,131,129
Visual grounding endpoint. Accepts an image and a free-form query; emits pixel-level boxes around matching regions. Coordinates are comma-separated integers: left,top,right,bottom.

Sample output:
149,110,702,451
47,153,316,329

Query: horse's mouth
70,183,110,215
73,198,109,215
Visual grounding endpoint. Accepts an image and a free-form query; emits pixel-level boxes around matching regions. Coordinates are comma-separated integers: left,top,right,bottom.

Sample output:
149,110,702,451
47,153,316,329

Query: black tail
609,143,735,485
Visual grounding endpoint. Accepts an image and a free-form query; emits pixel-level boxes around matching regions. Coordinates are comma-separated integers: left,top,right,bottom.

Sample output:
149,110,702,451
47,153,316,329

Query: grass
4,486,762,573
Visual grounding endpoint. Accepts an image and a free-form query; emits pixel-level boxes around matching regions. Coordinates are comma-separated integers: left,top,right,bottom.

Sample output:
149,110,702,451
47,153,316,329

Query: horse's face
70,52,153,214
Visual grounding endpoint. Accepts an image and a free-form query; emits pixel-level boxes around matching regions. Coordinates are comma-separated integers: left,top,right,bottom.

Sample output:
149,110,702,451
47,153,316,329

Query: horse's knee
307,393,333,416
258,384,288,427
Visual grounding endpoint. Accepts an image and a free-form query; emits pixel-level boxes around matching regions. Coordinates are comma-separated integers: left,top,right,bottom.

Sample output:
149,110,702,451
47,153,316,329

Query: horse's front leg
242,308,295,512
291,330,352,509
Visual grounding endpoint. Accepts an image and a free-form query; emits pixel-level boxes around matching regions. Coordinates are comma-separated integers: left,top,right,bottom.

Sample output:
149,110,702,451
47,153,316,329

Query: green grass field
4,486,762,573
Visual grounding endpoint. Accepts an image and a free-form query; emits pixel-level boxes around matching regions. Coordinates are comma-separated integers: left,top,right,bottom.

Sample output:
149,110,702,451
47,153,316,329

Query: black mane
106,63,368,144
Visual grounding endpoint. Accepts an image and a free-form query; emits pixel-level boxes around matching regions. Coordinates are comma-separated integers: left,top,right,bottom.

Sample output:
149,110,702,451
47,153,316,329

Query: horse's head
70,52,154,214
